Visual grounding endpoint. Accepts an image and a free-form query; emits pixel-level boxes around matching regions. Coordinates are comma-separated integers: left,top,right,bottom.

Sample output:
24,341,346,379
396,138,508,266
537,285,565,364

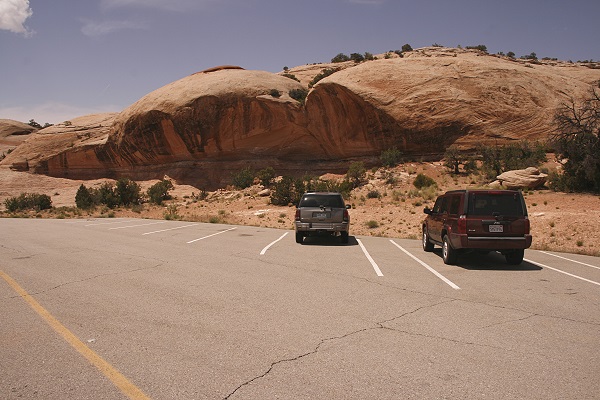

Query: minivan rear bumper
295,221,349,233
451,233,532,250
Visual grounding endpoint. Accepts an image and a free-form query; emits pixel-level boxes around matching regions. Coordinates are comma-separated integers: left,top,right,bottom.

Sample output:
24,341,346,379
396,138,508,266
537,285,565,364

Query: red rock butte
2,47,599,189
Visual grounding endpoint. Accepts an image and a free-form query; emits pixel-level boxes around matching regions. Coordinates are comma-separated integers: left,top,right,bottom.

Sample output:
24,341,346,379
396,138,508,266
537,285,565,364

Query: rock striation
2,48,600,188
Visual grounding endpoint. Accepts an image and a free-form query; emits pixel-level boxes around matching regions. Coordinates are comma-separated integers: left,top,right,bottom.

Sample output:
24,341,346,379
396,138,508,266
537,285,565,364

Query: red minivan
422,190,532,265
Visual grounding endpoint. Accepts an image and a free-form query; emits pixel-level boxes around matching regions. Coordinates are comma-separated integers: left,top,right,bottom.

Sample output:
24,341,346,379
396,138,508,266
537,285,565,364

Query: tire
295,232,304,244
505,249,524,265
341,231,349,244
422,227,434,252
442,235,457,265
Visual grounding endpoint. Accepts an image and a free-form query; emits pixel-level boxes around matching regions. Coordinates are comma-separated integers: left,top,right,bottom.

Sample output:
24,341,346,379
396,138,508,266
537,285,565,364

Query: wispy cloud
81,18,148,37
0,0,34,36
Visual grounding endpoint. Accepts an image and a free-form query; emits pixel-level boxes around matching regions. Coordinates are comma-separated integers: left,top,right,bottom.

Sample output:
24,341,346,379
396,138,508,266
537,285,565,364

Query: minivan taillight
343,209,349,222
295,209,301,221
457,215,467,234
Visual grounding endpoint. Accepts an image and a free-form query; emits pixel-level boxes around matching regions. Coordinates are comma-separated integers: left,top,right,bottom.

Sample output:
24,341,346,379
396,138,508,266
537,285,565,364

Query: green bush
331,53,350,63
269,89,281,98
147,179,174,205
413,173,437,189
270,176,301,206
4,193,52,212
401,44,413,52
257,167,276,187
116,178,142,206
75,184,95,209
346,162,366,188
231,167,255,189
367,190,381,199
289,88,309,105
309,68,338,88
477,141,547,180
380,147,403,167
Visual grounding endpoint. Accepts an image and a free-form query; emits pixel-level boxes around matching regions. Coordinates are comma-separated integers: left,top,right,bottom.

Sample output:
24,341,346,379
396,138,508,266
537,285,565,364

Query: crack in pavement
223,299,454,400
4,262,165,300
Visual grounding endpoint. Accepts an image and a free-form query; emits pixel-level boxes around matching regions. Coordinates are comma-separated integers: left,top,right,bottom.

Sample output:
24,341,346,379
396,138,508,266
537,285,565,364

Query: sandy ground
1,162,599,257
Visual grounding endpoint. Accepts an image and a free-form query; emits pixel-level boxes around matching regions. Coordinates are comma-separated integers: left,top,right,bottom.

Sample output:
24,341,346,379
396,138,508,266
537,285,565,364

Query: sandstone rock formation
495,167,548,189
2,48,600,188
0,119,37,137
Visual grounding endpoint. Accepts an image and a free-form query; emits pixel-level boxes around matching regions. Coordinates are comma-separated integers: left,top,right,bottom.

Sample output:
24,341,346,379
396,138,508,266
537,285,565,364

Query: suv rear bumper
295,222,349,234
450,233,532,250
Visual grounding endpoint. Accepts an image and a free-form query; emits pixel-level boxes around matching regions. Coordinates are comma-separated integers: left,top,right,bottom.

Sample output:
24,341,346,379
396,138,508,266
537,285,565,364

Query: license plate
489,225,504,233
315,213,328,218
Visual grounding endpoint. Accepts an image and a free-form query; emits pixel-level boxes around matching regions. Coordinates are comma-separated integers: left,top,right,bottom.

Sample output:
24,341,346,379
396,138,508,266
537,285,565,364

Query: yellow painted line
0,270,151,400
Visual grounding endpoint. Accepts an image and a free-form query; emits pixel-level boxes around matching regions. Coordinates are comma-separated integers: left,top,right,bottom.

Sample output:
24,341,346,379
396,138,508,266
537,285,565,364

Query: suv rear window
468,192,524,216
299,194,345,208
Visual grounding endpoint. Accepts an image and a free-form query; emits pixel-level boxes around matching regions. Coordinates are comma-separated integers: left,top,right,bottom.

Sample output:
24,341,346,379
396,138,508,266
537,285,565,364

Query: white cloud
0,0,34,36
0,103,121,125
81,18,148,37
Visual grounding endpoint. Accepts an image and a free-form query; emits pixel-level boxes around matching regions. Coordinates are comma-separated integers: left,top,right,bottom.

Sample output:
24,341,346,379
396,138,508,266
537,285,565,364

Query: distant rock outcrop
495,167,548,189
2,48,600,188
0,119,37,137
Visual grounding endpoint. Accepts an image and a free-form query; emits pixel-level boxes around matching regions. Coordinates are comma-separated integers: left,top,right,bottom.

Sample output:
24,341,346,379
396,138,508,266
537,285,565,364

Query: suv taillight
457,215,467,234
524,217,530,234
295,209,301,221
343,209,349,222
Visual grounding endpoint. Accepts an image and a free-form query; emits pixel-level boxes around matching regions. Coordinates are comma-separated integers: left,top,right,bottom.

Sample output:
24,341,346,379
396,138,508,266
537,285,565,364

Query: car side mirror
423,207,432,215
346,204,351,209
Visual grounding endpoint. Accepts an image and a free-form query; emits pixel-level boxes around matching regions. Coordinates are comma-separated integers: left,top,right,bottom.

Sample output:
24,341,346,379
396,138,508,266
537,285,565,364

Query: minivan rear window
300,194,345,208
468,193,524,216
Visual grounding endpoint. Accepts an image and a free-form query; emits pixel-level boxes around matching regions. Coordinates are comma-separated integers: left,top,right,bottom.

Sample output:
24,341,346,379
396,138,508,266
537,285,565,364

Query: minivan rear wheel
442,235,457,265
505,249,524,265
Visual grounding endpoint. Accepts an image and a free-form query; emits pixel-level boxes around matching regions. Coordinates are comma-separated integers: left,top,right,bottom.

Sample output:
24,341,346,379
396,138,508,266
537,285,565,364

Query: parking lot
1,218,599,399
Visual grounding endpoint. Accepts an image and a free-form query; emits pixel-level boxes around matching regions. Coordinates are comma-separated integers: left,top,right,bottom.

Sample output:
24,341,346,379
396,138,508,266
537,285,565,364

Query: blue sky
1,0,599,124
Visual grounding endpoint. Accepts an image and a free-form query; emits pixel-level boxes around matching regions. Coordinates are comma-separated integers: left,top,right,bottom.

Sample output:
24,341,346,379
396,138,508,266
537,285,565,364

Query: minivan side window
433,196,448,214
448,195,461,215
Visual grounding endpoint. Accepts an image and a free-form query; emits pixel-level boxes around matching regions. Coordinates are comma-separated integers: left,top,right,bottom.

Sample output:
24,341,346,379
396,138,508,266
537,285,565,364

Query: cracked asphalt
1,218,599,399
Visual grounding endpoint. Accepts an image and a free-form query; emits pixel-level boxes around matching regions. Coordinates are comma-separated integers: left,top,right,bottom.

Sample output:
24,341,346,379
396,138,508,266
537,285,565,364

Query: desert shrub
367,190,381,199
346,162,366,188
4,193,52,212
477,141,546,180
331,53,350,63
271,176,301,206
466,45,488,53
401,44,413,52
96,182,120,208
309,68,338,87
413,173,437,189
257,167,276,187
147,179,174,205
282,73,300,82
289,88,309,104
231,167,255,189
75,184,95,209
115,178,142,206
380,147,403,167
350,53,365,63
366,220,379,229
551,88,600,193
269,89,281,98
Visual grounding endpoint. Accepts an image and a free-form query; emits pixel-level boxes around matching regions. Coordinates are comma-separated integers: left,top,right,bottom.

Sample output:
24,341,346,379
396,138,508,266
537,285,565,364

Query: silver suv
294,192,350,244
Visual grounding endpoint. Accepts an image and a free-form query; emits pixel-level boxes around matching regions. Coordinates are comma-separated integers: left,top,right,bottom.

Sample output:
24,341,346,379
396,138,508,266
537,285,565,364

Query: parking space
54,218,600,293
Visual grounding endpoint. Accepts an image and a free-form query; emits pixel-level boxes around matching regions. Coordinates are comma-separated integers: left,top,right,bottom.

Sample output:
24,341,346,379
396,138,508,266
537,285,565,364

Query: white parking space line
142,224,199,235
539,251,600,270
390,240,461,290
109,221,167,230
85,220,136,226
357,239,384,277
187,227,237,243
525,258,600,287
260,232,289,255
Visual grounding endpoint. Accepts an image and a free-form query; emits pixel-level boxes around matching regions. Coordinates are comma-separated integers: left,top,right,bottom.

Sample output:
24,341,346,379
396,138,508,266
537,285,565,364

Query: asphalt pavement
1,218,599,399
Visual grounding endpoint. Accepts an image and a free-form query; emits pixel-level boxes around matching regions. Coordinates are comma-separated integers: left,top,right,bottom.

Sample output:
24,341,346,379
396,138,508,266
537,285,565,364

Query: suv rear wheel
505,249,524,265
295,232,304,244
341,231,349,244
442,235,457,265
422,227,434,252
